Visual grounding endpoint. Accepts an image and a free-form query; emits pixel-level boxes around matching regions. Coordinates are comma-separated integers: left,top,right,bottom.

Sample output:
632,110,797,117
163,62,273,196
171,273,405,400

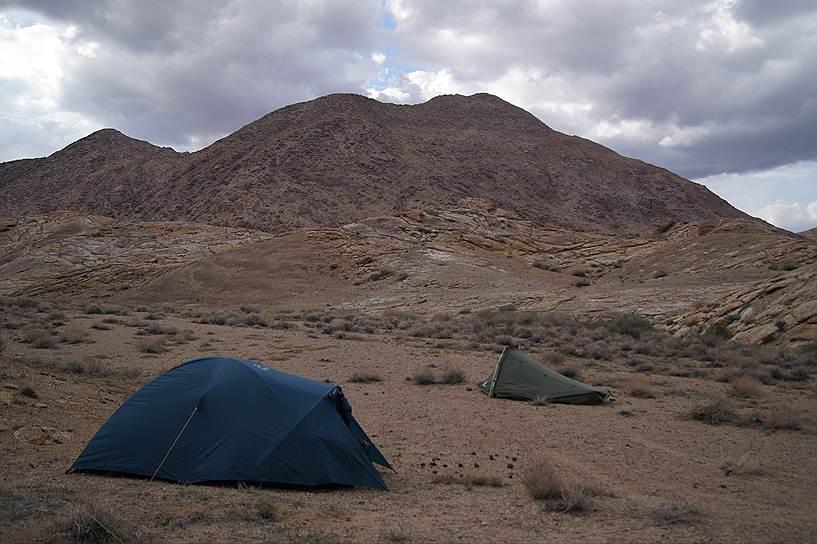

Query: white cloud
757,199,817,232
371,50,386,64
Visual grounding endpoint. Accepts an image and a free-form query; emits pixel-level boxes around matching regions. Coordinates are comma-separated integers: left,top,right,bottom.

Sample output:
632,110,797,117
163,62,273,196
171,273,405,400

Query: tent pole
488,346,510,397
150,405,198,482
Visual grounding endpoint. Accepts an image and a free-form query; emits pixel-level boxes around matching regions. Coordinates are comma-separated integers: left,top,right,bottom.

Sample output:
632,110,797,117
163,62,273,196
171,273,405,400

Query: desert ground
2,296,816,543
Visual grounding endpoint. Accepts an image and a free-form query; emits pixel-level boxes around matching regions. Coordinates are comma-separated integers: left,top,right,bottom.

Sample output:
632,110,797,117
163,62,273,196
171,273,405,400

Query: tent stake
150,405,198,482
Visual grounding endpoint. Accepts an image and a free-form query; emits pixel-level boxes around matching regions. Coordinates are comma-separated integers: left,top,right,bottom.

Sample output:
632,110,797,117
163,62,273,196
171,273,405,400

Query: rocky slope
5,202,813,344
801,227,817,240
0,93,746,235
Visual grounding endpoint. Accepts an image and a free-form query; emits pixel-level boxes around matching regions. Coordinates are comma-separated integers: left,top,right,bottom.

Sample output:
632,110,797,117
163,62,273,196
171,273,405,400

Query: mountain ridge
0,92,748,234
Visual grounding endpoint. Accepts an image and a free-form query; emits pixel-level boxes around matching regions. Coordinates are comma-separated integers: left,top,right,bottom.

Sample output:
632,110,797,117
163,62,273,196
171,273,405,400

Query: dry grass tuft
411,368,436,385
22,330,57,349
684,397,738,425
624,377,657,399
521,458,563,500
138,337,167,354
66,507,141,543
348,372,382,384
729,375,763,398
60,325,89,344
439,367,466,384
720,454,767,477
255,497,281,522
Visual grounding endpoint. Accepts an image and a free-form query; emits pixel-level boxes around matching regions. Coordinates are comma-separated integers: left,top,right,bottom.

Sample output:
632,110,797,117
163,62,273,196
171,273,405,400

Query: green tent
479,347,609,405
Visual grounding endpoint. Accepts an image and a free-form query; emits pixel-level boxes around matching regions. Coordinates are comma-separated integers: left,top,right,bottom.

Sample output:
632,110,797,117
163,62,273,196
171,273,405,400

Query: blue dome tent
70,357,391,489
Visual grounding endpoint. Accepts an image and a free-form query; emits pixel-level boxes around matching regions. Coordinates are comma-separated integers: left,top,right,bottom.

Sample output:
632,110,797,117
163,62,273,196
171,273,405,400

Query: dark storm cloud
1,0,384,149
2,0,816,181
379,0,817,179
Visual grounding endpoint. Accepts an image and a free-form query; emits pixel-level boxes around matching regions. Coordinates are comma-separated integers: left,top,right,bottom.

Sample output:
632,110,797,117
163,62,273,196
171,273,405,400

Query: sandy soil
2,306,816,543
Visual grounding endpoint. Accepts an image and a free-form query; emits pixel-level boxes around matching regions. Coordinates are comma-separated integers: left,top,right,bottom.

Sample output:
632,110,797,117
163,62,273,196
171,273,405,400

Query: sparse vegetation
557,367,581,380
20,385,38,399
368,269,393,281
720,454,767,477
348,372,382,384
439,367,466,384
66,507,140,543
255,497,281,522
684,397,738,425
60,326,89,344
624,377,657,399
138,337,167,354
411,368,436,385
729,375,763,398
521,458,563,501
91,322,112,331
23,330,57,349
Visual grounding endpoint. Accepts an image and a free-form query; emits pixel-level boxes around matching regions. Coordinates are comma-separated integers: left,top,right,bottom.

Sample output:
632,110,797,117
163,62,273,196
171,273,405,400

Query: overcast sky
1,0,816,231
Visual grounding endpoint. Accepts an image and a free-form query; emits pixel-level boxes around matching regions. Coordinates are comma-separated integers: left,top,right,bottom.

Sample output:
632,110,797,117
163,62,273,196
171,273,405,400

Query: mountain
801,227,817,240
0,93,748,234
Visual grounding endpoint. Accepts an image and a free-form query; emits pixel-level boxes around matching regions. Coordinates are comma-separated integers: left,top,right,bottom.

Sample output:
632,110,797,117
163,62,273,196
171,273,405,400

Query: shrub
175,329,197,343
23,330,56,349
648,501,700,525
625,377,657,399
557,367,581,380
256,498,281,522
764,409,806,432
440,368,466,384
241,313,268,327
729,375,763,398
60,326,88,344
348,372,382,384
541,484,595,514
91,322,112,331
0,335,5,354
531,396,551,406
240,305,260,314
66,507,139,543
411,368,436,385
684,397,738,425
144,312,165,321
521,458,563,500
652,269,668,278
20,386,38,399
574,278,590,288
720,454,766,477
139,324,178,336
138,337,167,354
610,313,653,339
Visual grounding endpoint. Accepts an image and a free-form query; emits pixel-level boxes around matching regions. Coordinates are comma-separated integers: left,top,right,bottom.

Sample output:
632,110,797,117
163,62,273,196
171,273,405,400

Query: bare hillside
0,93,747,235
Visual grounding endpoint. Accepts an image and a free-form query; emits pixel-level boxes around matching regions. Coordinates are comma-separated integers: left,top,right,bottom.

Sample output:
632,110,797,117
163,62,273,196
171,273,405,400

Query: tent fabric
480,347,609,405
70,357,390,489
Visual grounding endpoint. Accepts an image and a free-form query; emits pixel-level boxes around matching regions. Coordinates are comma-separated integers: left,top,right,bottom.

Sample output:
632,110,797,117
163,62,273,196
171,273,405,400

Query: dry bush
138,324,178,336
574,278,591,288
85,305,129,316
540,350,566,364
684,397,738,425
255,497,281,522
624,377,657,399
720,454,767,477
348,372,382,384
557,367,581,380
60,326,89,344
0,335,5,354
541,483,595,514
175,329,197,343
23,330,57,349
729,375,763,398
20,385,38,399
764,408,807,432
648,501,700,525
521,458,563,500
138,337,167,354
384,528,411,543
531,396,552,406
66,507,141,543
240,305,261,314
440,367,466,384
62,360,140,378
411,368,436,385
367,269,393,281
91,322,112,331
